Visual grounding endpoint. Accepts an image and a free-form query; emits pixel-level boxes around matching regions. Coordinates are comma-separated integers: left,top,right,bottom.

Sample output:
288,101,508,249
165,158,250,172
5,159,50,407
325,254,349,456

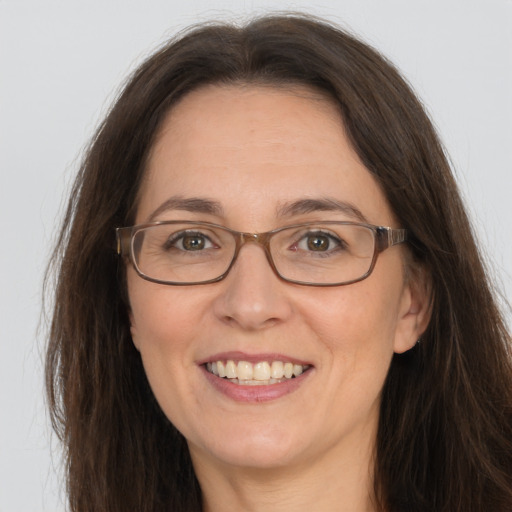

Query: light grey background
1,1,511,510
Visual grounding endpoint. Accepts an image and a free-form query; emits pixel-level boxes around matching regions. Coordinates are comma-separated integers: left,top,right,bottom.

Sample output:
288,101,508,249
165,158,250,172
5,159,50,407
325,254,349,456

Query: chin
189,424,304,470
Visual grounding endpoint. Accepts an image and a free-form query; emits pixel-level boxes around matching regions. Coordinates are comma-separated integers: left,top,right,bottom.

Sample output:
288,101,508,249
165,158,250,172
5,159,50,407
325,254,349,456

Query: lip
198,351,314,403
201,365,312,402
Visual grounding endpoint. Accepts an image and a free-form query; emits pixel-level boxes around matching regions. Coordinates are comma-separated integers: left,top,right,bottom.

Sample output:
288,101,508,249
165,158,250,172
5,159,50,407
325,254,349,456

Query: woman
46,14,512,512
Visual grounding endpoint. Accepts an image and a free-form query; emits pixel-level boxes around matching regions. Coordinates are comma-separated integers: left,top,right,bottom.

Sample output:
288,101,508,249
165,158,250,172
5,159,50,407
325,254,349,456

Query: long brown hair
45,14,512,511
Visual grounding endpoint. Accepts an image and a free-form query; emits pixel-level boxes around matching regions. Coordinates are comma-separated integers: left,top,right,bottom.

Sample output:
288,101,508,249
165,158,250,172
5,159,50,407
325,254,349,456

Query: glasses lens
270,223,376,284
132,223,235,283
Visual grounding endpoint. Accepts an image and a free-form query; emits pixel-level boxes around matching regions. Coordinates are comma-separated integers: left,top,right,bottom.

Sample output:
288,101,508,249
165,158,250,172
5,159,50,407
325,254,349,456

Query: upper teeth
206,360,308,381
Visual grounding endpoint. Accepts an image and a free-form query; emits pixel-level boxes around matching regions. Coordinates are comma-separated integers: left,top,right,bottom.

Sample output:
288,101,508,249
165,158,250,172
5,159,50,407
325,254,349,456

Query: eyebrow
147,195,367,224
148,196,224,222
276,197,368,222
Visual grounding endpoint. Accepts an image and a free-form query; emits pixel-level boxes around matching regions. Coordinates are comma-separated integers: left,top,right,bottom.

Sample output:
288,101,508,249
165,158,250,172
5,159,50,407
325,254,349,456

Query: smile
205,360,311,385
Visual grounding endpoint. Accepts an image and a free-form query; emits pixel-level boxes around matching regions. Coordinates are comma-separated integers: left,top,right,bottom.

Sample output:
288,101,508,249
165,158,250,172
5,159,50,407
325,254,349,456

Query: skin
128,84,431,512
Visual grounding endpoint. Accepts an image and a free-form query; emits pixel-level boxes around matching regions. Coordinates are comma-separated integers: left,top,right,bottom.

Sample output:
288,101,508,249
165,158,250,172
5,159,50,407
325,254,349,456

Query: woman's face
128,85,426,472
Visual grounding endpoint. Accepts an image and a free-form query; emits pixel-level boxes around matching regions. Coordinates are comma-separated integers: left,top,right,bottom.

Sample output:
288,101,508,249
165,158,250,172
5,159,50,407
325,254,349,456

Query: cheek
127,278,206,423
297,272,404,392
304,283,402,348
285,287,398,440
128,272,202,363
128,260,200,324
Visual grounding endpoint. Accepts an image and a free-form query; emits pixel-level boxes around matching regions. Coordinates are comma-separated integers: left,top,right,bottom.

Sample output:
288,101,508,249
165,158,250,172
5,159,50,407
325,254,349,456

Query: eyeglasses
116,220,407,287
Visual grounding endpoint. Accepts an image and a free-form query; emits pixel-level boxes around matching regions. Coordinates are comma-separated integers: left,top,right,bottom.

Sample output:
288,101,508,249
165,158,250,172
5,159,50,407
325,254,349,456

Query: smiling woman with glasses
45,14,512,512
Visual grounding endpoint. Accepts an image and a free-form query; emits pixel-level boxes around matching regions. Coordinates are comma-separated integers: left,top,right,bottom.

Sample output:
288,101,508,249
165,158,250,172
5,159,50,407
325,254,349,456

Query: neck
190,432,378,512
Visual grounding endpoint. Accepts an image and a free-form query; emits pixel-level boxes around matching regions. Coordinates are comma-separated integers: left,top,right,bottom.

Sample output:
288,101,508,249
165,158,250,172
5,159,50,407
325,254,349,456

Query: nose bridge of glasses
236,231,273,253
231,231,275,269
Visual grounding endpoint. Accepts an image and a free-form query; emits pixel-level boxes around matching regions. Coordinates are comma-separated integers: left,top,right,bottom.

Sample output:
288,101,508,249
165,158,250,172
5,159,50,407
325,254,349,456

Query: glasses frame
116,220,407,287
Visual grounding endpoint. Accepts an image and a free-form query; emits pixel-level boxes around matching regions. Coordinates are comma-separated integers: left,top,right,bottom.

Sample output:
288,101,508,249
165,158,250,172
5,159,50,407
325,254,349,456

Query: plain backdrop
1,1,511,510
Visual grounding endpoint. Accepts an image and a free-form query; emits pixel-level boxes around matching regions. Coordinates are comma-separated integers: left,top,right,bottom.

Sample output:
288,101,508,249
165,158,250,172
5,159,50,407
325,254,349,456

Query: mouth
204,359,312,386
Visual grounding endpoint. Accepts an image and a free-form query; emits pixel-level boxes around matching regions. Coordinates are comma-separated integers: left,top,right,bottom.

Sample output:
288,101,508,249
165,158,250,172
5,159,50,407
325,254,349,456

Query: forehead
149,83,343,166
137,84,395,228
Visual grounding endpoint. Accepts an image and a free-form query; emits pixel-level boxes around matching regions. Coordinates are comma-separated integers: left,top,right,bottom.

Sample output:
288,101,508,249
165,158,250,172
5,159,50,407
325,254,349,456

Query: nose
212,242,293,331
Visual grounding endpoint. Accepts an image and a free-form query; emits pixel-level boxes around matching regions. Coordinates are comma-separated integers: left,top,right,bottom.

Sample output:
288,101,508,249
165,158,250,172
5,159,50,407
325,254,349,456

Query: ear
393,264,432,354
129,310,141,352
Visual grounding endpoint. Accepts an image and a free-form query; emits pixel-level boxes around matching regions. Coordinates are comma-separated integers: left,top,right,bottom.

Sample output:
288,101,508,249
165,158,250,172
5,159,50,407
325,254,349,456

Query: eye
306,234,329,251
295,231,345,253
165,231,216,251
